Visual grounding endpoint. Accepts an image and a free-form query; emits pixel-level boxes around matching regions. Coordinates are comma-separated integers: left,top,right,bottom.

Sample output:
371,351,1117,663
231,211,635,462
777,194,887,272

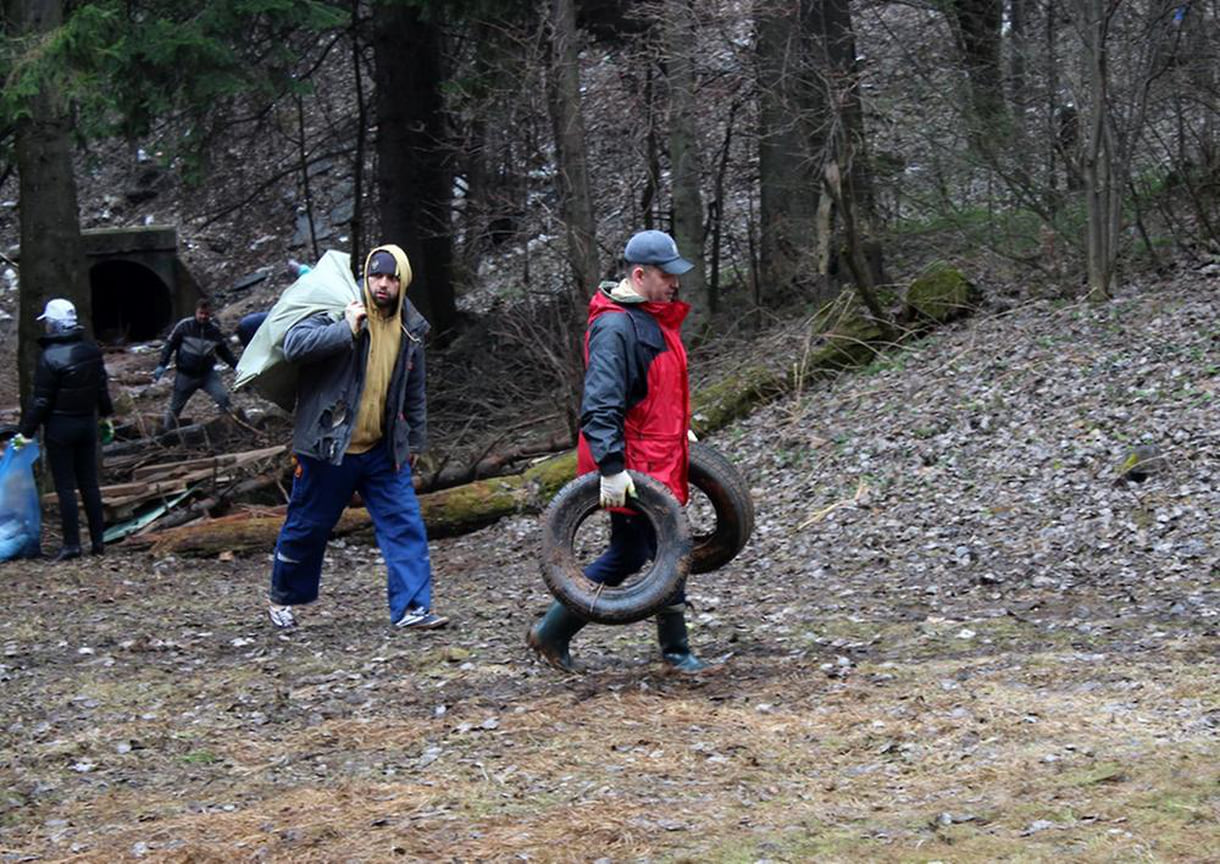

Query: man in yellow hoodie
266,245,446,630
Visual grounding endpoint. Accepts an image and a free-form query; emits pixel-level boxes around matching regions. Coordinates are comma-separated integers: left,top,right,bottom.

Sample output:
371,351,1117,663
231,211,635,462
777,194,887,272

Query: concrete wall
83,226,200,341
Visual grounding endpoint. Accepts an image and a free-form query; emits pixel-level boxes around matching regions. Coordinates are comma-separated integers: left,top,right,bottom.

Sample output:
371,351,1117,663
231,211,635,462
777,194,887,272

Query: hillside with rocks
0,271,1216,861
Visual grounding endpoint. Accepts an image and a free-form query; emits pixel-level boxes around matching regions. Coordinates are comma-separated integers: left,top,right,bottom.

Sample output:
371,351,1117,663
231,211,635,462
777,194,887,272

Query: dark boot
53,546,82,562
526,601,587,672
656,605,709,673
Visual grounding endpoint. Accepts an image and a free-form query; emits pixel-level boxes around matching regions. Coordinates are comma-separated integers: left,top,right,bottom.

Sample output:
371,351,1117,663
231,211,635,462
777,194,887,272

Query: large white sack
233,250,360,410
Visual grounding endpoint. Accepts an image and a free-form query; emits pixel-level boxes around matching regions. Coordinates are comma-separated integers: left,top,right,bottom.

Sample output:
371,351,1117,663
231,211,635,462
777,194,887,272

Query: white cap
37,298,77,326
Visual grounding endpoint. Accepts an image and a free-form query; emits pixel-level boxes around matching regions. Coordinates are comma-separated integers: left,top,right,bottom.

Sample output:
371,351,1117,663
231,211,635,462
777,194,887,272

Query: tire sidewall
540,471,691,624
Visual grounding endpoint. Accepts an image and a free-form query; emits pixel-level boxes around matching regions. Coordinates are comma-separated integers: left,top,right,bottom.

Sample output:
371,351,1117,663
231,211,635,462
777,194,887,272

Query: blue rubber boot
656,604,709,673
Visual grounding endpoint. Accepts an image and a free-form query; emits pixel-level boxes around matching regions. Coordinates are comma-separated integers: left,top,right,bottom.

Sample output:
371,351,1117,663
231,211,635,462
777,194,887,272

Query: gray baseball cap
624,230,693,275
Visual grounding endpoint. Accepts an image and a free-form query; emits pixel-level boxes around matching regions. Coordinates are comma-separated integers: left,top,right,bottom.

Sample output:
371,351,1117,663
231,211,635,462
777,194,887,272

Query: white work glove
688,429,698,443
345,300,367,335
599,471,636,509
10,433,29,451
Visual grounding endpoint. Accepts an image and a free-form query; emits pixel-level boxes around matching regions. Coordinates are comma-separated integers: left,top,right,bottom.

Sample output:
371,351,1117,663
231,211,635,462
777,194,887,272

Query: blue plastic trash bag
0,438,41,561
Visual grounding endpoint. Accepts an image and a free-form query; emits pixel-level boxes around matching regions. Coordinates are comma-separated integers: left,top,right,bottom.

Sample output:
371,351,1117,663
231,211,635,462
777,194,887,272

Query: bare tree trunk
824,160,892,340
666,0,708,336
1174,2,1218,247
545,0,600,295
1079,0,1120,300
1046,0,1062,202
946,0,1009,152
641,65,660,229
5,0,88,404
460,18,494,269
294,92,320,263
1076,0,1167,300
800,0,878,300
756,0,817,304
1009,0,1029,103
707,100,740,305
371,2,457,332
348,0,367,277
818,0,871,213
1008,0,1031,176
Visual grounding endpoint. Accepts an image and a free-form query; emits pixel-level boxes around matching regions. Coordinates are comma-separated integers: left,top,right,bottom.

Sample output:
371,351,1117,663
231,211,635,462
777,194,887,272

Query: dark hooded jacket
20,327,114,437
281,244,428,467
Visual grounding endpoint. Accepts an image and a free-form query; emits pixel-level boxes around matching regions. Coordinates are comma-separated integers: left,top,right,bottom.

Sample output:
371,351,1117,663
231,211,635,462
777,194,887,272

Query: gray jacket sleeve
579,314,634,476
283,313,354,364
404,341,427,452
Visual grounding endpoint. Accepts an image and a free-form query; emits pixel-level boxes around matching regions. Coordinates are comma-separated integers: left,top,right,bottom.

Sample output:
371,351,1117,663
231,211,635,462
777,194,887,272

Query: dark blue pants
584,512,685,605
270,447,433,622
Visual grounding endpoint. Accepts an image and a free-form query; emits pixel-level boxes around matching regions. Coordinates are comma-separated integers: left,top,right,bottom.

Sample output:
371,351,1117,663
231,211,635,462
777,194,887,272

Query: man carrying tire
527,230,708,674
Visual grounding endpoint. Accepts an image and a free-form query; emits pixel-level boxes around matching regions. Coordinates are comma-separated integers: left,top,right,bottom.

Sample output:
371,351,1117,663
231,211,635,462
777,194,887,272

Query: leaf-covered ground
2,278,1218,862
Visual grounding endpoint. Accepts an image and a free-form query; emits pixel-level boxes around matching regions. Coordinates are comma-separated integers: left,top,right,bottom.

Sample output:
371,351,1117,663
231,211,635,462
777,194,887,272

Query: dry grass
5,627,1216,863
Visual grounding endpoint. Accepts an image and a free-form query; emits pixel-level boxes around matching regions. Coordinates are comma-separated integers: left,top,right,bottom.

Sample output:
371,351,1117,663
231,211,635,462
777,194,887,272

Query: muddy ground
2,280,1218,863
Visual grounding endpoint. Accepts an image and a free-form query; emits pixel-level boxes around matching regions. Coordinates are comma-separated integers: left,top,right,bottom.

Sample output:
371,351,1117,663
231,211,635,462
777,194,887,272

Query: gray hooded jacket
283,245,429,467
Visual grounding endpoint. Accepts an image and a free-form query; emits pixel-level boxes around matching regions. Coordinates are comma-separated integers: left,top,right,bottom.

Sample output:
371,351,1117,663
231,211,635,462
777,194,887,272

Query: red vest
576,292,691,504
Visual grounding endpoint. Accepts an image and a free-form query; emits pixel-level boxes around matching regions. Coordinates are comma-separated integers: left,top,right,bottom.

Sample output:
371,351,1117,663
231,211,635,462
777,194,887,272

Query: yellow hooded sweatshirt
346,244,414,454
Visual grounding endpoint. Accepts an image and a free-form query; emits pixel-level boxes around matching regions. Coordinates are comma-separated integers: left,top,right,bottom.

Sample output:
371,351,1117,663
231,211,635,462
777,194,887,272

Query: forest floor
2,274,1219,863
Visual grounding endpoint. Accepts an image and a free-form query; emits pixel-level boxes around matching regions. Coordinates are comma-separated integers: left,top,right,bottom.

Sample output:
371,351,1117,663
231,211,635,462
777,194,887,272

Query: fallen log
134,452,577,556
419,431,574,492
139,506,369,557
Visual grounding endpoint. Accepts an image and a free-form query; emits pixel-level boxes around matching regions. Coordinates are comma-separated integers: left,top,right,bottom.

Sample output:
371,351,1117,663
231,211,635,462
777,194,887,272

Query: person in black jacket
15,298,114,561
153,298,239,429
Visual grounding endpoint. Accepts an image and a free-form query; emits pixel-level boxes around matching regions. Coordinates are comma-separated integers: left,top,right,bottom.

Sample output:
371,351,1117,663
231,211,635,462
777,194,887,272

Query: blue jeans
166,369,231,424
270,447,433,622
584,512,685,605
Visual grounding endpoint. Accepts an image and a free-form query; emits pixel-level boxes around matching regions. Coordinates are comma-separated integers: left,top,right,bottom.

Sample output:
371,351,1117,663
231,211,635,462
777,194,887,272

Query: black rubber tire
540,471,691,625
689,441,755,574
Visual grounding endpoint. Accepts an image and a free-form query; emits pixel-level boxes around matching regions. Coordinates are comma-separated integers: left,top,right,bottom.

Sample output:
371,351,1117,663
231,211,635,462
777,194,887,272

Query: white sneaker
268,604,297,628
394,607,449,629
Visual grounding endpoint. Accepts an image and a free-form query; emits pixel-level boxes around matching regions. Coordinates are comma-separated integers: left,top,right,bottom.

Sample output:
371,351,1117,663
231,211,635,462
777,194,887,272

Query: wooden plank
106,470,237,508
51,445,288,522
131,456,219,482
43,481,150,507
131,444,287,482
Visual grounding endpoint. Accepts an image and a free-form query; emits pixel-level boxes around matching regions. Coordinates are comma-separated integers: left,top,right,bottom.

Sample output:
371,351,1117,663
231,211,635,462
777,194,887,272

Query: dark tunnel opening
90,259,173,342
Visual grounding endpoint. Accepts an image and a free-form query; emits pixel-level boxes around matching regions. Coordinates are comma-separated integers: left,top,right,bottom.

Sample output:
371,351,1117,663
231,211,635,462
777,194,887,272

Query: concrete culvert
540,472,691,625
90,259,173,342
